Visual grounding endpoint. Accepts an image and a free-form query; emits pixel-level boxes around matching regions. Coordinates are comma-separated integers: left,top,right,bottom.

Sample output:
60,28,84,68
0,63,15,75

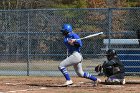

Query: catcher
95,49,125,85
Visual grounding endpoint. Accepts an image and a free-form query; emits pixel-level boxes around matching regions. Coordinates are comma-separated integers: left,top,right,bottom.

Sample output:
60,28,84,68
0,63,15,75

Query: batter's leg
58,52,83,81
58,58,73,85
73,63,98,81
58,57,72,81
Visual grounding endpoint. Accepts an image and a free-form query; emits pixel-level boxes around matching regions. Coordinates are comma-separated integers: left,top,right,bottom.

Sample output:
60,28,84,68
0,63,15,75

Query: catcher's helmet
61,24,72,33
106,49,117,60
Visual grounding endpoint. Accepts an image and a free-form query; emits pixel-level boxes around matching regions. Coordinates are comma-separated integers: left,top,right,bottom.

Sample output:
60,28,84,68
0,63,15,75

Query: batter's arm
68,39,80,47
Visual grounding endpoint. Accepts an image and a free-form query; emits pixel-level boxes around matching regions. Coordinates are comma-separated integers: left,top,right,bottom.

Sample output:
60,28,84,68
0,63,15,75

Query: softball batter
58,24,101,86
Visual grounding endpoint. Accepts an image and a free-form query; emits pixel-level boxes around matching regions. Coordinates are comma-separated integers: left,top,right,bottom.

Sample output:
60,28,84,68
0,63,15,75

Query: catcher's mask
106,49,117,61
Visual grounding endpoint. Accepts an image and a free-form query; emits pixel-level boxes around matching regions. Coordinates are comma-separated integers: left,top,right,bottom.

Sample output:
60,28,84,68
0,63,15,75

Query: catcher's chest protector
103,66,114,77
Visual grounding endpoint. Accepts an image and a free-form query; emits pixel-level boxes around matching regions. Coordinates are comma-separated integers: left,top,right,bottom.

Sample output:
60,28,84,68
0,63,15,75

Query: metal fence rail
0,8,140,76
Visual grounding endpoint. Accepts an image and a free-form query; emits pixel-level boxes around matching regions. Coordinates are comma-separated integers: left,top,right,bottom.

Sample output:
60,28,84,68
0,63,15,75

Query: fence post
27,11,30,76
108,8,113,50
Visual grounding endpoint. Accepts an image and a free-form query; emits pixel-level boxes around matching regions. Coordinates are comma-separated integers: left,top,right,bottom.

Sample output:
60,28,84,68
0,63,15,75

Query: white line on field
6,87,47,93
5,83,21,86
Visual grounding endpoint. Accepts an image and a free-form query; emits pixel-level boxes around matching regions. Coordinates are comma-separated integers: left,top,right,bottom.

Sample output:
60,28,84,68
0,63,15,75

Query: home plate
103,85,124,88
40,87,47,89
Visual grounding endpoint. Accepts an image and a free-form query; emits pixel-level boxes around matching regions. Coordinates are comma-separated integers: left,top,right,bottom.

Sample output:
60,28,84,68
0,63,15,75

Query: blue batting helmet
61,24,72,33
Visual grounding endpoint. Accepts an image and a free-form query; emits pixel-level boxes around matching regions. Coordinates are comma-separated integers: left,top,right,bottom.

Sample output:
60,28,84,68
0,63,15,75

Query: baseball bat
73,32,104,41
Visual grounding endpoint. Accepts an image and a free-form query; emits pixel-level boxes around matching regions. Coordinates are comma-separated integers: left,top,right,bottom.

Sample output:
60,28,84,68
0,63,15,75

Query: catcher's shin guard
105,78,125,85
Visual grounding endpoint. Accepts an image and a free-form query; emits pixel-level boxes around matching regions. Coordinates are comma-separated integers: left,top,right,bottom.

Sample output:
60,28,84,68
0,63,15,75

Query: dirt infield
0,76,139,93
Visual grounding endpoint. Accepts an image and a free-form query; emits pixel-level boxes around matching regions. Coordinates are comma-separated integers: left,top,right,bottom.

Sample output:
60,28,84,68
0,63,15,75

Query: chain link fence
0,8,140,76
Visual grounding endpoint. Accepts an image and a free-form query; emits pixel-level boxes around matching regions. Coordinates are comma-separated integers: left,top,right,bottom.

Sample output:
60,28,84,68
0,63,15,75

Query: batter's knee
58,64,66,71
58,65,63,70
75,71,84,77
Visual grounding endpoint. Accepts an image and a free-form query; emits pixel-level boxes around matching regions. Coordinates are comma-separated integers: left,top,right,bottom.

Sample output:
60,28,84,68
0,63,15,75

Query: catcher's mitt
95,64,102,72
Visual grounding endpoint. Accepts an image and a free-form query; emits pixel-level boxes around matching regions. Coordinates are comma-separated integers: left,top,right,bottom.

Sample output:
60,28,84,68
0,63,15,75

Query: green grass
0,58,104,71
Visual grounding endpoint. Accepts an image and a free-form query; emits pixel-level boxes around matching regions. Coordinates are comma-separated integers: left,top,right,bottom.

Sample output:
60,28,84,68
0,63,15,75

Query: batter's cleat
94,78,101,86
63,80,73,86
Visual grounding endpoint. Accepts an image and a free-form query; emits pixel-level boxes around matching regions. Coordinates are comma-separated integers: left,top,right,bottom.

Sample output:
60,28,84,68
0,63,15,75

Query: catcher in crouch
95,49,125,85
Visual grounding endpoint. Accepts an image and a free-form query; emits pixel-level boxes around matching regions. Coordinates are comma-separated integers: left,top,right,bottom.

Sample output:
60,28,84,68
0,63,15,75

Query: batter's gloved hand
95,64,102,72
68,39,76,46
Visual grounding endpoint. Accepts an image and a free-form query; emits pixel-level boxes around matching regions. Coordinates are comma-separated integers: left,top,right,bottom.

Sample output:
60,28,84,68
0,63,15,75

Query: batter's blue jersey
64,32,82,54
